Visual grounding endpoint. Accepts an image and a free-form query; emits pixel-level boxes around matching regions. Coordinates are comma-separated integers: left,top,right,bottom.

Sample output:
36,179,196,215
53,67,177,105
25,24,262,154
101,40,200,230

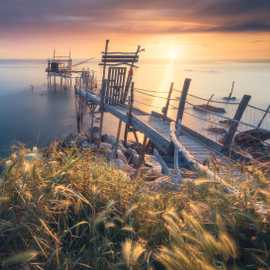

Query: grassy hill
0,144,269,269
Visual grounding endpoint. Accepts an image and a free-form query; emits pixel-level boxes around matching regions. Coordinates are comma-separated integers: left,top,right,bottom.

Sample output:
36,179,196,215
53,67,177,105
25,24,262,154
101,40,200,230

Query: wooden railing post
223,94,251,152
176,78,191,126
162,82,174,119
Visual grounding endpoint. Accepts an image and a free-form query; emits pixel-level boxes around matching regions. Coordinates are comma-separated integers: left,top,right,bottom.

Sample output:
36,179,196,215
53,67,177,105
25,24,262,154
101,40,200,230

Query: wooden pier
75,40,270,177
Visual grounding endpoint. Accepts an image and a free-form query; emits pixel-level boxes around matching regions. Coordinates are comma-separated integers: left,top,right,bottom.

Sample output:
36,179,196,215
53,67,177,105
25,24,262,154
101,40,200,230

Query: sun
168,47,180,60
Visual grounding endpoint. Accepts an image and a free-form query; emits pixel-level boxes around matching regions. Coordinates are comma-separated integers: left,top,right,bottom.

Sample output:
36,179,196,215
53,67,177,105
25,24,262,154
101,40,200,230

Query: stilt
98,80,107,145
113,119,123,157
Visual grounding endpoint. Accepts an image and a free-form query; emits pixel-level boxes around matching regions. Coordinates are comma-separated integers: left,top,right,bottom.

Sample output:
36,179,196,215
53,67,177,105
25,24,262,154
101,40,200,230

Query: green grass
0,143,269,269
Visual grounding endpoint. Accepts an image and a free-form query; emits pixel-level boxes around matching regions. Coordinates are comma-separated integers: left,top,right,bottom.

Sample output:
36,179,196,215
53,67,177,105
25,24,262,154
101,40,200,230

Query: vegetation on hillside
0,143,269,269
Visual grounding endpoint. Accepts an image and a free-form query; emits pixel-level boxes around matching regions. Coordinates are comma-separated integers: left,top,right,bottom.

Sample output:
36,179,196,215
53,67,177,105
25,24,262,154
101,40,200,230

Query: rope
183,111,227,128
134,87,171,94
135,88,178,100
134,100,162,109
248,104,270,114
184,100,258,129
187,93,240,105
72,58,96,67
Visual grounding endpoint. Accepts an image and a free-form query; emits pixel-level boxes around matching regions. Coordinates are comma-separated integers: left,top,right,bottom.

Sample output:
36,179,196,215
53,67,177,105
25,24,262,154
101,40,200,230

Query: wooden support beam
102,40,110,83
136,135,149,169
98,80,107,145
223,94,251,153
162,82,174,120
124,82,135,145
176,78,191,127
115,120,122,149
122,45,141,103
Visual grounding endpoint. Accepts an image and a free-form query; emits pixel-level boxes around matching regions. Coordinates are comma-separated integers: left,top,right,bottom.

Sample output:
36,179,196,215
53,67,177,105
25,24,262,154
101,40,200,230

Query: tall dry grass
0,144,269,269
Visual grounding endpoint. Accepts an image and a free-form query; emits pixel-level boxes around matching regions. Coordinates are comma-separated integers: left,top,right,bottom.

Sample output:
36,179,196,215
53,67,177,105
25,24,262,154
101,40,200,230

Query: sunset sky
0,0,269,60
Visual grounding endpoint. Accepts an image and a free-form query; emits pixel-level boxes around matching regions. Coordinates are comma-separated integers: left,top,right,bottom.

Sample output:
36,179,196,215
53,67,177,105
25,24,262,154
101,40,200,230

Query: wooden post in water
257,104,270,128
206,94,214,106
223,94,251,153
162,82,174,120
176,78,191,127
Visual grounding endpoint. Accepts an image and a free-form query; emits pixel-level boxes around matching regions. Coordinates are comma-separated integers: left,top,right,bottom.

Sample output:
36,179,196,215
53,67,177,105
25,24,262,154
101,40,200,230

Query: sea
0,59,269,156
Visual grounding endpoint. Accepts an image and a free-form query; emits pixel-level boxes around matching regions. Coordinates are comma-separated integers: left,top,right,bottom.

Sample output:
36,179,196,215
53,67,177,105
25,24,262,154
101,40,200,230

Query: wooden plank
102,55,139,59
101,59,139,63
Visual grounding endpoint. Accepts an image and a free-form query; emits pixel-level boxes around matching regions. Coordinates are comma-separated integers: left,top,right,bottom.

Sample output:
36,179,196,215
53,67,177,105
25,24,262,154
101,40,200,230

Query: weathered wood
113,119,123,157
122,45,141,103
206,94,214,106
102,40,110,83
99,80,107,144
176,78,191,126
162,82,174,119
136,135,149,169
153,149,170,175
124,82,135,145
223,94,251,152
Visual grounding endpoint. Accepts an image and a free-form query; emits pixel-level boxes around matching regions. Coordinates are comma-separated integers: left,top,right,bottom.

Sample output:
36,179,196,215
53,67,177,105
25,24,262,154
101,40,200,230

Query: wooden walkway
79,90,171,152
78,89,239,177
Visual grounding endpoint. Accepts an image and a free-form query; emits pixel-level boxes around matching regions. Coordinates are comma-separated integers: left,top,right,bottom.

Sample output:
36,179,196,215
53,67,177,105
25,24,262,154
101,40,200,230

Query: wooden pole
228,81,235,99
113,119,123,158
99,79,107,145
136,135,148,169
223,94,251,153
176,78,191,126
206,94,214,106
89,107,95,142
102,40,109,83
257,104,270,129
124,82,134,145
162,82,174,119
122,45,141,103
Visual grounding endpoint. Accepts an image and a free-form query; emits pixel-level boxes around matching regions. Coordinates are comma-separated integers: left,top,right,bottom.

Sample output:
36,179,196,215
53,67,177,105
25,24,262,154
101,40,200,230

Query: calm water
0,59,269,156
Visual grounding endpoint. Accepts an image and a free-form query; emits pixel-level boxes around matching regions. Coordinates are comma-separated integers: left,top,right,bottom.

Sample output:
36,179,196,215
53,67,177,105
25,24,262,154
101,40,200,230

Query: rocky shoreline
60,127,199,192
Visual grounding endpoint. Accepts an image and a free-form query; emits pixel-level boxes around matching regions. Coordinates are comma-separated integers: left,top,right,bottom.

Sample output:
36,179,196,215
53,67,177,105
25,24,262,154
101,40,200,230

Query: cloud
0,0,269,35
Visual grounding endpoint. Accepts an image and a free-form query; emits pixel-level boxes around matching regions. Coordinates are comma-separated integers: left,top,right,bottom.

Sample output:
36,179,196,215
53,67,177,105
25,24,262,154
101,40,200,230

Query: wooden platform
78,89,243,178
79,90,171,152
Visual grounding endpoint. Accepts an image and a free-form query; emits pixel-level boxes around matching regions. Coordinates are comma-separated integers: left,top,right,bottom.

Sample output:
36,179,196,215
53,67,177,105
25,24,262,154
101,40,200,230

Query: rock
99,142,112,150
125,148,140,166
88,127,100,142
144,155,162,175
116,149,128,164
25,147,42,161
99,142,113,159
118,142,127,153
102,134,117,145
144,176,180,192
179,168,199,179
111,159,136,176
139,166,163,181
81,141,97,150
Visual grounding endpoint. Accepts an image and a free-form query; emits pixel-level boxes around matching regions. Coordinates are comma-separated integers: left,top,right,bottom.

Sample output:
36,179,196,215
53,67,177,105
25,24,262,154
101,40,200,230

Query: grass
0,143,269,269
